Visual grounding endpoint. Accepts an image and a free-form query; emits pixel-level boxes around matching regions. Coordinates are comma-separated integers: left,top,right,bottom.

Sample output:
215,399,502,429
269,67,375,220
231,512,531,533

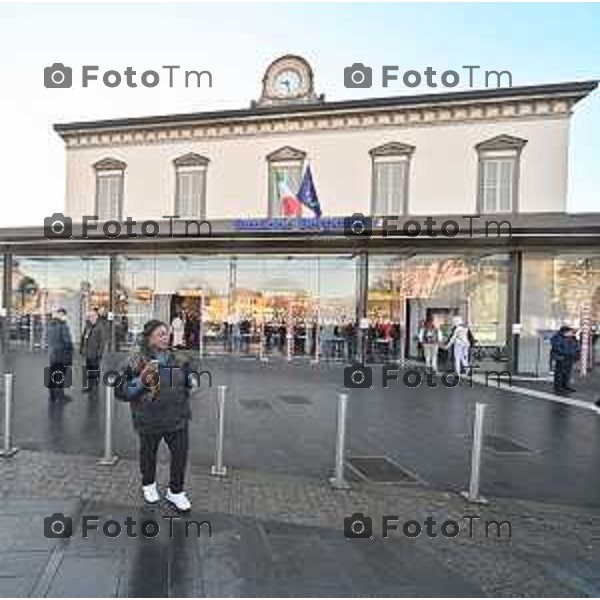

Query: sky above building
0,2,598,226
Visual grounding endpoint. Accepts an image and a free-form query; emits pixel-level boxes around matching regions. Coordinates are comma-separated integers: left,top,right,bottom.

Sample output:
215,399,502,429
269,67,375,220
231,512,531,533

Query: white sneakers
141,483,192,511
142,482,161,504
165,488,192,512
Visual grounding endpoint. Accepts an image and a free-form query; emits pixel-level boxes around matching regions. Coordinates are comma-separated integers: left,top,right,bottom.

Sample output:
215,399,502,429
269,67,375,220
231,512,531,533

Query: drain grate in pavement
279,394,312,405
348,456,418,484
484,434,532,454
238,399,273,410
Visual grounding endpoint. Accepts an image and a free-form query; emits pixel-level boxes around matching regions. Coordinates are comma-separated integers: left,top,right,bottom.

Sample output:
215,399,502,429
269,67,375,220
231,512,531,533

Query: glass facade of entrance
2,250,599,374
115,255,357,359
520,252,600,374
10,256,110,350
368,253,510,365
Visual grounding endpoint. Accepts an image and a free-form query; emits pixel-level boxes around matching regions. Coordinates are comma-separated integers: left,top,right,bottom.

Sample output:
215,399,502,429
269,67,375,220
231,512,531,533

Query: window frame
266,146,306,218
369,142,415,216
173,153,210,219
94,158,126,222
476,135,527,214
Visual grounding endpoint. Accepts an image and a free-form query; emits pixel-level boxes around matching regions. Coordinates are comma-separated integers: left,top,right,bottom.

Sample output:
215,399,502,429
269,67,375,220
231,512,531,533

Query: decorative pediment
369,141,415,157
93,157,126,171
266,146,306,162
173,152,210,167
476,134,528,152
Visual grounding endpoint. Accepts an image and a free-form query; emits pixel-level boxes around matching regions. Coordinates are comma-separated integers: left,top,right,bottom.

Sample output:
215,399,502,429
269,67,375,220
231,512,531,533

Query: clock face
259,56,316,105
274,69,302,97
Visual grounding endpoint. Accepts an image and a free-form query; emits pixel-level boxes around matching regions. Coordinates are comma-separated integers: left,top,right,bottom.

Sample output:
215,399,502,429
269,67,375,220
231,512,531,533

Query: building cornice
54,80,598,149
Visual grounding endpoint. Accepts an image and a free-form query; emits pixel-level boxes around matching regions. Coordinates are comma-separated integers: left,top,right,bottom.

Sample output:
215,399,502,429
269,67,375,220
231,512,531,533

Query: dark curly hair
138,319,169,356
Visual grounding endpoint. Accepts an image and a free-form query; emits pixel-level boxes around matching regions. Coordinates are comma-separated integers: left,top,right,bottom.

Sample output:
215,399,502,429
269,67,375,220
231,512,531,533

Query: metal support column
108,255,117,353
506,251,522,374
2,253,13,363
356,251,368,364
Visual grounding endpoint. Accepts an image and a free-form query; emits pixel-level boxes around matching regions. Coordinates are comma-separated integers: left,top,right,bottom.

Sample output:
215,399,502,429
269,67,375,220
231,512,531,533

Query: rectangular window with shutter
372,158,408,216
481,158,514,213
96,171,123,221
268,163,302,217
176,167,206,218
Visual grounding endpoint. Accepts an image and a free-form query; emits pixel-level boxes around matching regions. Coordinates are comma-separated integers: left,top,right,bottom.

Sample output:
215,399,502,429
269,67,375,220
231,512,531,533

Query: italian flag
277,172,302,218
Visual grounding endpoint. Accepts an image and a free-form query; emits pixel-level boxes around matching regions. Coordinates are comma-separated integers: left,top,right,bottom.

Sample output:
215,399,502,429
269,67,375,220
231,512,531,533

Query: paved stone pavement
1,448,600,596
4,352,600,508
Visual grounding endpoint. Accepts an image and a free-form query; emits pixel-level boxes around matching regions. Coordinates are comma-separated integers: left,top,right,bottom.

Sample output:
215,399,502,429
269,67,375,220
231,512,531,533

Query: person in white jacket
171,312,186,348
445,316,471,377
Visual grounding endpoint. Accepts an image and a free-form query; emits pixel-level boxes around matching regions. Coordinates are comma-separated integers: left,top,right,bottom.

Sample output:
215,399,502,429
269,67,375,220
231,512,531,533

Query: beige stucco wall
63,115,570,220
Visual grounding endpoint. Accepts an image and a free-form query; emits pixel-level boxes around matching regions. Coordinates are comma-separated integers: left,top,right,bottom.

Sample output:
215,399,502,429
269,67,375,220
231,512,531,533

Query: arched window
173,153,210,218
94,158,126,221
266,146,306,217
476,135,527,213
370,142,415,216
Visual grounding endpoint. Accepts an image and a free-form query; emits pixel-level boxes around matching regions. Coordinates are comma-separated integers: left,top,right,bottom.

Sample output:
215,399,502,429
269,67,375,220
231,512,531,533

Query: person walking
47,308,74,402
550,325,580,395
445,316,471,377
120,320,194,511
80,308,108,393
418,318,442,372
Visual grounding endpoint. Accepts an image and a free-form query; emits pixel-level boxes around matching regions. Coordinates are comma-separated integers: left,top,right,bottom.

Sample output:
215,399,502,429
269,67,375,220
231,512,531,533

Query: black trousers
139,427,188,493
553,358,574,392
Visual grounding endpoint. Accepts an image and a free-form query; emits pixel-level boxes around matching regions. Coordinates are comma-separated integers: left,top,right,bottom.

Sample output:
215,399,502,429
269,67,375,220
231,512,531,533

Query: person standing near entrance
445,316,471,377
120,320,193,511
80,308,108,393
47,308,74,402
171,311,186,348
550,325,580,395
418,318,442,372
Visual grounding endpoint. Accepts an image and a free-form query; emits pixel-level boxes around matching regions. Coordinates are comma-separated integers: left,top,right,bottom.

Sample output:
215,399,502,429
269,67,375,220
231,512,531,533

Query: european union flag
296,165,322,218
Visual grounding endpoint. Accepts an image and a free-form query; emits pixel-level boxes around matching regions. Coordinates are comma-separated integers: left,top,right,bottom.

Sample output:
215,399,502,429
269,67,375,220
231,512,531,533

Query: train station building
0,55,598,375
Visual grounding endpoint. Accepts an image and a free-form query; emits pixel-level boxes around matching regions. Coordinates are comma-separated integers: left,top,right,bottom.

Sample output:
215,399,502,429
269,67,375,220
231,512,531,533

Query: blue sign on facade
233,217,346,232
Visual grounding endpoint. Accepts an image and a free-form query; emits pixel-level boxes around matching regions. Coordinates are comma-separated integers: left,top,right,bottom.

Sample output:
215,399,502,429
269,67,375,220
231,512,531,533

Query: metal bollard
461,402,488,504
98,377,119,466
286,331,293,362
329,393,350,489
259,322,268,363
0,373,18,458
211,385,227,476
311,319,320,365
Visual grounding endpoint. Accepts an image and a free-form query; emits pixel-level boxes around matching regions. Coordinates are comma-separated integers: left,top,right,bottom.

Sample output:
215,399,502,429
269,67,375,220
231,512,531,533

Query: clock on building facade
255,55,322,106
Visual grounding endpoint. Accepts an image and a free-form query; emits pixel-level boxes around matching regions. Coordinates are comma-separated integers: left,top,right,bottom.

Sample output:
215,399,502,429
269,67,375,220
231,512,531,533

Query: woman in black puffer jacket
123,319,194,511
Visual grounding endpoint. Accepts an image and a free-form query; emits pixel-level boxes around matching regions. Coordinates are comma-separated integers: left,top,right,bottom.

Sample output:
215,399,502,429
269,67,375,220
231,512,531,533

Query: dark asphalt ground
3,351,600,509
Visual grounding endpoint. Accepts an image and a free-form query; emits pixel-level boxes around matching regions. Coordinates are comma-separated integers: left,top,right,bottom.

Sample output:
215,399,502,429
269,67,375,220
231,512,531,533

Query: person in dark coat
120,320,194,511
47,308,74,402
550,325,580,395
80,308,108,393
